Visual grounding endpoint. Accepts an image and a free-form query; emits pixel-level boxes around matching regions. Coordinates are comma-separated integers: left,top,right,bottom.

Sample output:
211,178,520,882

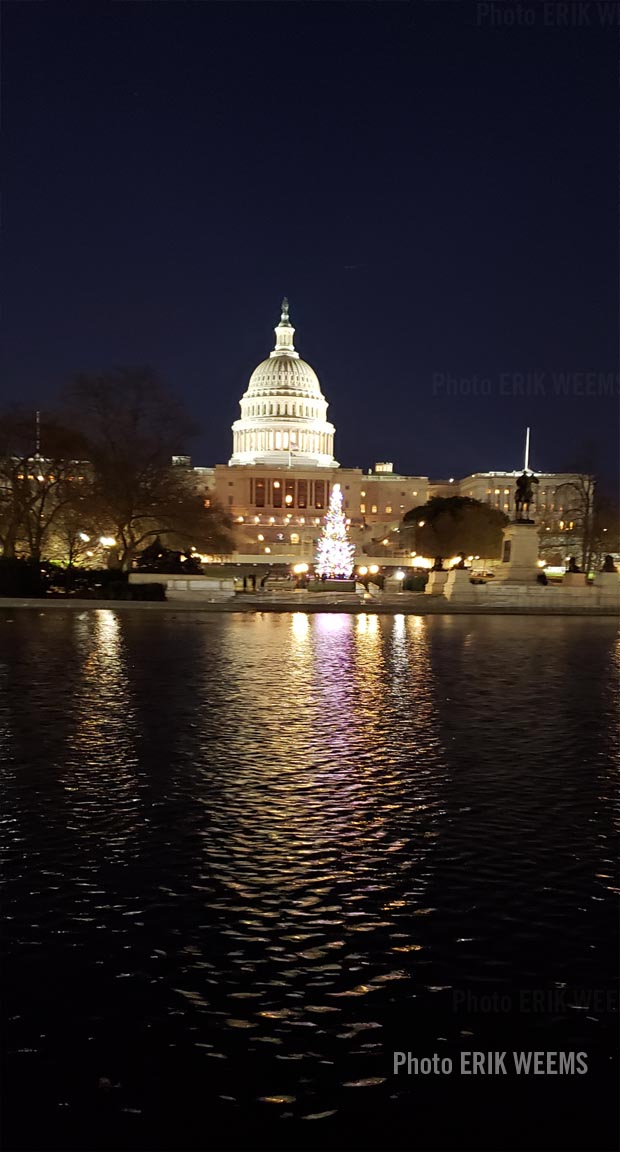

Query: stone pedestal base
425,570,449,595
308,579,356,592
384,577,404,594
595,572,620,595
444,568,477,601
563,572,587,588
496,522,539,583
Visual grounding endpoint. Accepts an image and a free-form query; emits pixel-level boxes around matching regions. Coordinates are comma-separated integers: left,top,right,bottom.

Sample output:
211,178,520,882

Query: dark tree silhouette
402,496,508,560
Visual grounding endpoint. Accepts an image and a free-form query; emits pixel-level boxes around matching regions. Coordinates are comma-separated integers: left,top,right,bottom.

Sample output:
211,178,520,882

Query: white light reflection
291,611,310,644
61,610,142,854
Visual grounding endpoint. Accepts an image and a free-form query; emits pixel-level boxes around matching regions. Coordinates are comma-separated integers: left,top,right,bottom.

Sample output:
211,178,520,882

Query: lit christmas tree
315,483,355,579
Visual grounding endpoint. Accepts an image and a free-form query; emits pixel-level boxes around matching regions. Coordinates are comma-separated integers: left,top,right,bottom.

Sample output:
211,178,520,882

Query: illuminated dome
230,299,338,467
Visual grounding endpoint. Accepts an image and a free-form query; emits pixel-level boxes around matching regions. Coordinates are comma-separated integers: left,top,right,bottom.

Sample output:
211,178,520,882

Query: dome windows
229,302,337,467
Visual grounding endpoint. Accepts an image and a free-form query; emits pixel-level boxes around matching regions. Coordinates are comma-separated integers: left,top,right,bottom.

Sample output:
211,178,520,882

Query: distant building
184,302,587,563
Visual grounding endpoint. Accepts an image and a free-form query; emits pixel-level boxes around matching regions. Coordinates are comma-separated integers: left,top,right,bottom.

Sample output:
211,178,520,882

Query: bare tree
64,369,233,569
554,474,597,573
0,410,90,561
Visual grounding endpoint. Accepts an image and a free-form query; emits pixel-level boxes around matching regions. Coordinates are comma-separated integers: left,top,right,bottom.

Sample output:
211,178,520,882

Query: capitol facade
186,302,581,563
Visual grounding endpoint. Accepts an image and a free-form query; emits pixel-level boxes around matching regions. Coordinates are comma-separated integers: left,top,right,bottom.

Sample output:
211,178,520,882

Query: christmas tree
315,483,356,579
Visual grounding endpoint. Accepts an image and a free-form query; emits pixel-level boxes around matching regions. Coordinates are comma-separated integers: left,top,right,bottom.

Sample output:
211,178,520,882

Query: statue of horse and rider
514,470,539,521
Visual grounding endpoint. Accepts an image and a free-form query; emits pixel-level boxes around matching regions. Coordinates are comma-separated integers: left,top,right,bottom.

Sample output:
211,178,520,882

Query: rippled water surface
1,611,618,1150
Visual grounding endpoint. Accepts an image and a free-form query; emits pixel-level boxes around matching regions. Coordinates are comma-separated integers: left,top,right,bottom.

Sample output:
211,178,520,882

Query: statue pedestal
384,577,404,594
425,570,449,595
444,568,477,601
308,579,356,592
563,572,587,588
596,572,620,594
495,521,539,583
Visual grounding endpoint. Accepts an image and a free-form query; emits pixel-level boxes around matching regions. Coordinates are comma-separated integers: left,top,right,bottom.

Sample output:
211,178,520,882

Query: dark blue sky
3,2,618,484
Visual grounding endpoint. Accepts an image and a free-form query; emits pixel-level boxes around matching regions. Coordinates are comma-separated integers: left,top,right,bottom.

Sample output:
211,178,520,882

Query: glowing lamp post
99,535,118,569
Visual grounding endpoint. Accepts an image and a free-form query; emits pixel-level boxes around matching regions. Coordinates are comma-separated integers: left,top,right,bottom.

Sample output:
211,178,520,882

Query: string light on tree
315,483,355,578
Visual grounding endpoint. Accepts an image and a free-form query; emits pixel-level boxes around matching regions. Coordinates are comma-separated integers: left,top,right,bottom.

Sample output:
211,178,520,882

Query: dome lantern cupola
229,301,338,468
272,297,297,356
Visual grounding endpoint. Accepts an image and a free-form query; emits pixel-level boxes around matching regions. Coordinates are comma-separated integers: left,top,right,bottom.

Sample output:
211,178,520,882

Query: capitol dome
230,299,338,468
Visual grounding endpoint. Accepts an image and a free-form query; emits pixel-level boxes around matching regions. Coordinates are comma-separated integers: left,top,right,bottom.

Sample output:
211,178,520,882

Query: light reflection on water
0,610,618,1147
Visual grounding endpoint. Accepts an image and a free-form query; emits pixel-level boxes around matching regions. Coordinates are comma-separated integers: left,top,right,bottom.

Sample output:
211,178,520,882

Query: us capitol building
181,301,580,563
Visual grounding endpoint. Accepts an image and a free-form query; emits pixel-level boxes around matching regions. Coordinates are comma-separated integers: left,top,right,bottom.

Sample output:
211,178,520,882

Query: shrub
0,557,49,597
403,573,428,591
129,583,166,601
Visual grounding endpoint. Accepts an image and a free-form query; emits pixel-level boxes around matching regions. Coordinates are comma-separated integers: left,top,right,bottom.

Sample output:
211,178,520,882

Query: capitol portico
185,301,585,564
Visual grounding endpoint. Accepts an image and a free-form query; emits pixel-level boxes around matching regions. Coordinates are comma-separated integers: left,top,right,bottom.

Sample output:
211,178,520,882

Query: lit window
360,503,366,514
361,490,366,497
386,506,392,514
290,533,300,544
371,504,377,513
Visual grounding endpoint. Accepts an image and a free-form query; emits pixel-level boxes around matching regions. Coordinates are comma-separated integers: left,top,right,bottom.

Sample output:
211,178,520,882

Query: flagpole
524,426,530,472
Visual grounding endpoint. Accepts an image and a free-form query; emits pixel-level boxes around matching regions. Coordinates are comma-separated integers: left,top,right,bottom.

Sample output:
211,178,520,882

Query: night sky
3,2,618,485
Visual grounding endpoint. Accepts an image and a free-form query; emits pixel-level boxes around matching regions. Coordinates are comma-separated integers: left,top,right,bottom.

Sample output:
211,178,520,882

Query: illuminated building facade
182,302,588,562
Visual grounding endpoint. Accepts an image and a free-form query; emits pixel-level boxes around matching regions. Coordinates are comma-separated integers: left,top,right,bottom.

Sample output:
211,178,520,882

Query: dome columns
229,301,338,469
